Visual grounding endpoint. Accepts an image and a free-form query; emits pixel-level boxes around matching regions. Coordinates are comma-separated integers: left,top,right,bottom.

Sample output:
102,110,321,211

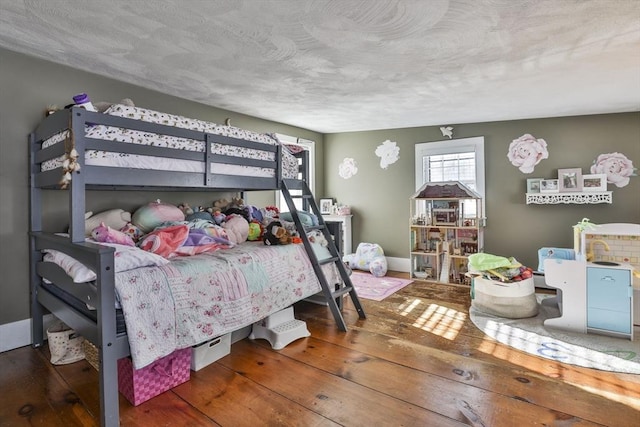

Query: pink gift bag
117,348,191,406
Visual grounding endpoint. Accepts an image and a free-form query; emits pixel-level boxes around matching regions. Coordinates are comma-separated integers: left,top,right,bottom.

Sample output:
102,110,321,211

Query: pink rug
349,272,414,301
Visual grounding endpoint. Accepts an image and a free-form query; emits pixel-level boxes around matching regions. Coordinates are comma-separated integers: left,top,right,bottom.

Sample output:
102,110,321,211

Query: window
415,136,485,218
276,134,315,212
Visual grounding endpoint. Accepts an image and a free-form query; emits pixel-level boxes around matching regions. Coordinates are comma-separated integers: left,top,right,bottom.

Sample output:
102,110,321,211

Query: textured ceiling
1,0,639,133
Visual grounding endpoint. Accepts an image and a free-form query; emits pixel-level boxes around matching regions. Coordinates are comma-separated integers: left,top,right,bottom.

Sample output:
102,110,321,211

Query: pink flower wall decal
507,134,549,173
590,152,637,188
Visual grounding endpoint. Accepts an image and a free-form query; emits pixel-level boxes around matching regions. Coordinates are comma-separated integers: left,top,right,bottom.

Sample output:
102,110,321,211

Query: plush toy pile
82,197,328,259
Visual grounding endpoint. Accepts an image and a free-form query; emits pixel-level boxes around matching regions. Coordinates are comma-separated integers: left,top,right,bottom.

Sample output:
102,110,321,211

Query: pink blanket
139,225,233,258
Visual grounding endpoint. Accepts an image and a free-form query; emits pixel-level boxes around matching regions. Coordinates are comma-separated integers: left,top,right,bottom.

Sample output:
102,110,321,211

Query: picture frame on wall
319,198,334,214
540,179,559,193
558,168,582,192
582,173,607,192
526,178,542,193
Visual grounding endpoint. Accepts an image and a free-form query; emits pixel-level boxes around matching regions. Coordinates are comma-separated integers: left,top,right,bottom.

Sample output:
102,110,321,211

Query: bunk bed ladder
281,179,366,331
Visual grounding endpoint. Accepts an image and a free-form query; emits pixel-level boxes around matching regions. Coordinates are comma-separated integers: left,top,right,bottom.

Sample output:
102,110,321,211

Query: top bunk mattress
41,104,299,179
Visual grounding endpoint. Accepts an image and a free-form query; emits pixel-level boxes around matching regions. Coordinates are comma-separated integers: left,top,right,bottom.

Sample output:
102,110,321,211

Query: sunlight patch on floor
568,381,640,411
476,335,640,411
398,298,466,340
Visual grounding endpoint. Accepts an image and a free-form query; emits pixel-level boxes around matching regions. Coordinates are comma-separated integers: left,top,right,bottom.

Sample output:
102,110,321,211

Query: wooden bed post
29,131,45,347
95,249,121,427
69,108,87,243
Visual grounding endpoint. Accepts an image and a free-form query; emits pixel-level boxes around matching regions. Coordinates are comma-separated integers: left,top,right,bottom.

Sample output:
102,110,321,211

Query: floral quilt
115,242,336,368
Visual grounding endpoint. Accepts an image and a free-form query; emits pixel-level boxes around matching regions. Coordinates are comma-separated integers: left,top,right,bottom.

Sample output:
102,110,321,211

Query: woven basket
82,340,100,371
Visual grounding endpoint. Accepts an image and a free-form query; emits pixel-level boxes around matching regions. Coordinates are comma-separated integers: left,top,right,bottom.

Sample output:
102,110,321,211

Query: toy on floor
343,242,387,277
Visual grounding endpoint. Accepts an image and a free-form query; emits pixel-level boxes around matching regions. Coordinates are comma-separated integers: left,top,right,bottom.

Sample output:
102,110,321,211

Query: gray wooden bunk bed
29,106,363,426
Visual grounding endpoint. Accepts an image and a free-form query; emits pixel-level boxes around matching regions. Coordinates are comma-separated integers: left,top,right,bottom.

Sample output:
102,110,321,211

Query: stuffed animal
178,203,194,216
343,242,388,277
84,209,132,237
229,196,244,209
212,209,226,225
119,222,143,243
244,205,262,223
307,230,328,247
263,221,292,245
260,206,280,225
91,222,135,246
186,206,214,222
212,198,231,211
247,221,263,241
224,207,249,222
222,214,249,244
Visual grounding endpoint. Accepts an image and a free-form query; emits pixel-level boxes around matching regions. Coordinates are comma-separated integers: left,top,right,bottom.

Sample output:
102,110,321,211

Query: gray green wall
0,48,324,326
324,115,640,268
1,47,639,330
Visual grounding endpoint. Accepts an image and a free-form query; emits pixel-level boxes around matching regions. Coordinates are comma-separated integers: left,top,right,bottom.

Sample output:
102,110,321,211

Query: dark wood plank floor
1,272,639,426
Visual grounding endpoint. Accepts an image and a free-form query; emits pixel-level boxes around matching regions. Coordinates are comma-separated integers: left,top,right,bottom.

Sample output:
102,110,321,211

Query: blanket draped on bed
115,243,333,368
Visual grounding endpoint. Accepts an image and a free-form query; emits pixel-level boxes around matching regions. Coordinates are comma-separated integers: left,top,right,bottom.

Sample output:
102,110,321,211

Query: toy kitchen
542,223,640,340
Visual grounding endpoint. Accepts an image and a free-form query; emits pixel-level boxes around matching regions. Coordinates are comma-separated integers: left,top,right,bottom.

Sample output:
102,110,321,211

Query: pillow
84,209,132,237
369,256,388,277
132,201,185,233
43,242,169,283
343,242,385,271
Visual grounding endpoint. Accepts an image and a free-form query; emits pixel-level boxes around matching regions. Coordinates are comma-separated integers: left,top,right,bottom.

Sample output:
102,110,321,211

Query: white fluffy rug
470,295,640,374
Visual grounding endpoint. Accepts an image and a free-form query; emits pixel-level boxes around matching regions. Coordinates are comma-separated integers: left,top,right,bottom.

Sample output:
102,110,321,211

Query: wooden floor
2,272,639,426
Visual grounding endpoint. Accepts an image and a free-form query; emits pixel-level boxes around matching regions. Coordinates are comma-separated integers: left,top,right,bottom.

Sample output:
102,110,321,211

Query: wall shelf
526,191,612,205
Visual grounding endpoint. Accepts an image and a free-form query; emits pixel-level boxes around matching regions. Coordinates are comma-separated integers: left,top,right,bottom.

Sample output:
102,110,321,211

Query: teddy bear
263,221,292,245
91,222,135,246
212,198,231,211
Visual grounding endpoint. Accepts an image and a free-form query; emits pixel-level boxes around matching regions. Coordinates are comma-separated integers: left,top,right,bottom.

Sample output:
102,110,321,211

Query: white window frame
276,134,315,212
415,136,485,216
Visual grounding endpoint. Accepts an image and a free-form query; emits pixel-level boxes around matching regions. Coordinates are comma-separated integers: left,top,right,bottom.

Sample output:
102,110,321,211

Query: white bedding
41,104,299,178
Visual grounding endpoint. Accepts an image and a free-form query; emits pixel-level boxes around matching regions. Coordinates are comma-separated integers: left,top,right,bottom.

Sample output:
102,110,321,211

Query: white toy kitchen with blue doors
542,223,639,340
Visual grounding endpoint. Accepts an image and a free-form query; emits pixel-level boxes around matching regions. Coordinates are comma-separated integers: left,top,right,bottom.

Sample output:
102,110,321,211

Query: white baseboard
387,257,410,273
0,314,56,353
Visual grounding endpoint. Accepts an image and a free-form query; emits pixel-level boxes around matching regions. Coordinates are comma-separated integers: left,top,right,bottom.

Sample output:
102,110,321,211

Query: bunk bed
28,104,340,426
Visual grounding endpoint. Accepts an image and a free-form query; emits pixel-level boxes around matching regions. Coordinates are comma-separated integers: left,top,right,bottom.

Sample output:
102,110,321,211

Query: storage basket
471,276,538,319
82,340,100,371
118,348,191,406
47,322,85,365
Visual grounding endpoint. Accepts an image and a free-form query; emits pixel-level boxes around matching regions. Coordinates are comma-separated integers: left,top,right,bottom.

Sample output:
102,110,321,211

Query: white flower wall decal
374,140,400,169
590,152,637,188
507,133,549,173
339,157,358,179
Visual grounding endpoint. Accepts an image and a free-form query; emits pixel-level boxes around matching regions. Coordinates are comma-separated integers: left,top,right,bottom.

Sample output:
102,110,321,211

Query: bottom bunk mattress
115,242,337,369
